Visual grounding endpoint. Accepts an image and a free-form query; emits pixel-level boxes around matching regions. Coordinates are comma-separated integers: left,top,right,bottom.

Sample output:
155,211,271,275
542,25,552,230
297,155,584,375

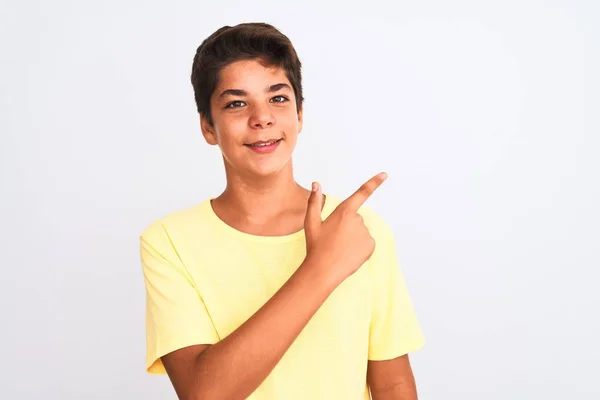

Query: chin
248,159,291,177
246,148,295,175
223,143,295,178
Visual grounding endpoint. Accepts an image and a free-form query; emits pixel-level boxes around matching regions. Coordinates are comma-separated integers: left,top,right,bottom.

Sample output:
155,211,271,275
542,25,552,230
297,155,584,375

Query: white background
1,0,598,398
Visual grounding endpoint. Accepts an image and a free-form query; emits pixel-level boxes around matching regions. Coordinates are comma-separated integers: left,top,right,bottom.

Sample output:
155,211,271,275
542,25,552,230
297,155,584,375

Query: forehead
216,59,290,90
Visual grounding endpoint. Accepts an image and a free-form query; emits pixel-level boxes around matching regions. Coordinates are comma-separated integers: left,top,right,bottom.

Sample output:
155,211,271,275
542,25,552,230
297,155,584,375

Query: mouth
244,138,283,147
244,138,283,154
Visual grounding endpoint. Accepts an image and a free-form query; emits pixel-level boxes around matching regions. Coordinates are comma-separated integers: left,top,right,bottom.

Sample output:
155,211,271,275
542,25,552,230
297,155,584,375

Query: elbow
182,382,218,400
370,384,418,400
188,386,243,400
184,374,237,400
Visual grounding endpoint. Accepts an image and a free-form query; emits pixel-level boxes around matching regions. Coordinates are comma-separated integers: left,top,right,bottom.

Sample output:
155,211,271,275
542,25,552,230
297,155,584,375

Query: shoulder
140,199,214,246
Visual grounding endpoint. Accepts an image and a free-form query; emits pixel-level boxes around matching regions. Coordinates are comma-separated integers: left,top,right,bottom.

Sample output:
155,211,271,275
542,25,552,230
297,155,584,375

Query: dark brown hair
191,22,304,126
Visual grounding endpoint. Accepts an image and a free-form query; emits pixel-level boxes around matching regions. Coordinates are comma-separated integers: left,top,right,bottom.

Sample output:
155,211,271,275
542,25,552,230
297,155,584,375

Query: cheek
217,134,241,155
214,118,245,145
278,109,301,130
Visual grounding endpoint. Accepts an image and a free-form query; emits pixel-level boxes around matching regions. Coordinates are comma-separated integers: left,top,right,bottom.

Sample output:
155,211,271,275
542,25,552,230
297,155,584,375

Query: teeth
250,140,278,147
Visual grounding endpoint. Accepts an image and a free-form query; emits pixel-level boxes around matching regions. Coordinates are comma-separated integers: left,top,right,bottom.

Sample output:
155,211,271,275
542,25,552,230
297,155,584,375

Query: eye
225,100,246,109
270,95,289,103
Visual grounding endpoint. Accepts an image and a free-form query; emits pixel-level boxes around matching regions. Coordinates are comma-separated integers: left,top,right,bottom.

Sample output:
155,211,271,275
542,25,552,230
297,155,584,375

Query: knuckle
341,207,353,217
366,237,376,254
359,185,370,196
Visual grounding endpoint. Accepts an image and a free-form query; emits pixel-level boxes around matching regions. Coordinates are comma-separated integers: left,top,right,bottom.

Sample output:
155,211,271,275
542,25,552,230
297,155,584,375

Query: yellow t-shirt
140,194,424,399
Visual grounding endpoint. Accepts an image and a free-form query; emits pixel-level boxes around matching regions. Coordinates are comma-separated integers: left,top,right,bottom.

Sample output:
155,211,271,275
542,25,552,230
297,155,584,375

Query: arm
363,209,424,400
162,257,339,400
145,175,387,399
367,355,418,400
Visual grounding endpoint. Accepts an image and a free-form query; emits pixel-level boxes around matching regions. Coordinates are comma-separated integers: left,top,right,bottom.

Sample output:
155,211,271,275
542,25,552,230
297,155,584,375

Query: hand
303,172,388,285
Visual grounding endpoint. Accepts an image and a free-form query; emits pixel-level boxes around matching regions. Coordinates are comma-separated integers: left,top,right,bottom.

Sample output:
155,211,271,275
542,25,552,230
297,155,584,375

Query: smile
244,139,282,153
245,139,282,147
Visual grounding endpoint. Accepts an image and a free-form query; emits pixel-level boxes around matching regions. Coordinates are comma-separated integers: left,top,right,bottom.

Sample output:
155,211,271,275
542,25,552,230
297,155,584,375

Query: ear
200,114,219,146
297,104,304,133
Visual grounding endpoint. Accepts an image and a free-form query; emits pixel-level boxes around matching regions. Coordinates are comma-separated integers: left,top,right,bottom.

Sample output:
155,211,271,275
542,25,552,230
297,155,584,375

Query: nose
248,104,275,129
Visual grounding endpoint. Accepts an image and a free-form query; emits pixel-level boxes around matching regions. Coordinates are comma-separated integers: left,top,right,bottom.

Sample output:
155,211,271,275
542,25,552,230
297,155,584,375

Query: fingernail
381,172,388,180
312,182,318,192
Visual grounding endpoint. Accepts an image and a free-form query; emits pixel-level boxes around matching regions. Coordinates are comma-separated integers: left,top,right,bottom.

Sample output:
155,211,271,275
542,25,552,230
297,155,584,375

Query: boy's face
201,59,303,178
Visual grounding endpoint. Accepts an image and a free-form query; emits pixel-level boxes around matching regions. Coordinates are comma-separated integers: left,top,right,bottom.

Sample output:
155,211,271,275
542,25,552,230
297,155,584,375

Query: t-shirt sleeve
367,217,425,360
140,222,220,374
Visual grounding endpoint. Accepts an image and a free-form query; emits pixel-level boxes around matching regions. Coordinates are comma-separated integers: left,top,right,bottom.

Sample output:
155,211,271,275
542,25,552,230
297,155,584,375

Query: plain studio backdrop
1,0,598,399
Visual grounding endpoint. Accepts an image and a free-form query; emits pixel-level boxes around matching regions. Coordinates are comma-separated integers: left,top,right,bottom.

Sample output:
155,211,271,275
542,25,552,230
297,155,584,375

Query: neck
216,159,309,222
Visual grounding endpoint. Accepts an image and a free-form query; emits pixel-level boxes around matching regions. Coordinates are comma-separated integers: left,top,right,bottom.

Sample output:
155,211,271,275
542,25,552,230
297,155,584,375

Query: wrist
298,253,342,292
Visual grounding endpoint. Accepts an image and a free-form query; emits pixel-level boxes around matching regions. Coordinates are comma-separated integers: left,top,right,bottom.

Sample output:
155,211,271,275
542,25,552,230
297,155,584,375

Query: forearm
192,257,338,399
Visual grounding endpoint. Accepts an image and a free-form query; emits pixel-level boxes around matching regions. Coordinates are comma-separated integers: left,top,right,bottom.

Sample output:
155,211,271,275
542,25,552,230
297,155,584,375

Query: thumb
304,182,323,240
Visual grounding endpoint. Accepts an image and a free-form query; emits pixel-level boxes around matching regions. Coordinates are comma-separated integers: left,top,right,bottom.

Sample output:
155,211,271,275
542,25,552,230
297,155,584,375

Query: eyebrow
217,83,292,99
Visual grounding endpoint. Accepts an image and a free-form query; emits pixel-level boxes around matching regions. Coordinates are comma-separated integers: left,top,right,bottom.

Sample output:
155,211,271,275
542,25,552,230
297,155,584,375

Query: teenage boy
140,22,424,400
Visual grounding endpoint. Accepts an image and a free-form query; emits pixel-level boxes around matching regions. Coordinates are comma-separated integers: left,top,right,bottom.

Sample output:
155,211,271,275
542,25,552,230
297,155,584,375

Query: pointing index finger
343,172,387,211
